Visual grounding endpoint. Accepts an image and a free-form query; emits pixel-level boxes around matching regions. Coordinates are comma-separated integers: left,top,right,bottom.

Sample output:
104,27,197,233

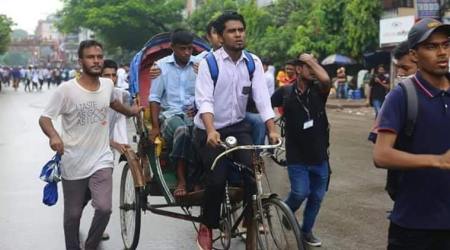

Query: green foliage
1,51,31,66
11,29,29,40
0,15,14,55
343,0,382,58
57,0,186,51
187,0,238,37
187,0,381,67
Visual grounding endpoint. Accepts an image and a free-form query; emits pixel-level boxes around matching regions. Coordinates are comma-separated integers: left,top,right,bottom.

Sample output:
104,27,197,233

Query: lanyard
294,87,311,120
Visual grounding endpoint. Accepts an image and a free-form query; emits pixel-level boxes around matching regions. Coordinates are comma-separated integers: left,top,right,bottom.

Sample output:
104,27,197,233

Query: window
397,0,414,8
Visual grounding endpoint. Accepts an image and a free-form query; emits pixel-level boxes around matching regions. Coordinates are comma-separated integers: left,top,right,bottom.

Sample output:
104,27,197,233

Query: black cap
408,18,450,49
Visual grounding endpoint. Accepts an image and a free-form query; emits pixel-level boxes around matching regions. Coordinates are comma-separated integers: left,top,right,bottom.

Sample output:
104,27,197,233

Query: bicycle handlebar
211,137,283,170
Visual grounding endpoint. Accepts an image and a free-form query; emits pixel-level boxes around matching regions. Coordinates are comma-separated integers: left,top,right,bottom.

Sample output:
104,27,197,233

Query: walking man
271,53,331,247
373,18,450,250
38,40,140,250
194,12,279,250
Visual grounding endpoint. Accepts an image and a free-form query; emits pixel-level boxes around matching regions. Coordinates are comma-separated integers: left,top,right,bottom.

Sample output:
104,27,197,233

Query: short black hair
393,41,410,60
261,58,272,66
285,59,298,66
103,59,118,72
215,11,246,35
170,29,194,45
206,20,218,36
78,40,103,59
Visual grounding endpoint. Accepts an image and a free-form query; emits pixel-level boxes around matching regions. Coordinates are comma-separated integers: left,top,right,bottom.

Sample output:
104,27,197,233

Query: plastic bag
39,153,61,206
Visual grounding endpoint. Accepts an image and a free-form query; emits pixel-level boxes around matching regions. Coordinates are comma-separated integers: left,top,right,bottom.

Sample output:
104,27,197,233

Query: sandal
173,185,187,197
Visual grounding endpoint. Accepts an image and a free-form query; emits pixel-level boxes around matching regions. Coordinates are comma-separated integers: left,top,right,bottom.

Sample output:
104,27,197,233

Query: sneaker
281,215,292,231
196,224,212,250
302,232,322,247
101,232,110,241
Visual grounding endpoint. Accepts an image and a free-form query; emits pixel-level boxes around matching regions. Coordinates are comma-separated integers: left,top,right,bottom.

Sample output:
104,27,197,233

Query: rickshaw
120,33,303,250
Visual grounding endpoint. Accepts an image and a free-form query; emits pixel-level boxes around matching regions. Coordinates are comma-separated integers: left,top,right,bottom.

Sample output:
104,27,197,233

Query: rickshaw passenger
148,29,197,197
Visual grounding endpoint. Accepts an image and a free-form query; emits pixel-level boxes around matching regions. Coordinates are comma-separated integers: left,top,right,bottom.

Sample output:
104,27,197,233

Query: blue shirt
149,53,198,119
377,72,450,229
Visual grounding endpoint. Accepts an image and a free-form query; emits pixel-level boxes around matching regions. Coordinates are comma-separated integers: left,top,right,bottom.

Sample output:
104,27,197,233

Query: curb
326,101,370,109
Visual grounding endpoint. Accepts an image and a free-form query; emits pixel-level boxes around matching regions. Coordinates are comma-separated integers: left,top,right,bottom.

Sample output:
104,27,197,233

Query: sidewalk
326,97,369,109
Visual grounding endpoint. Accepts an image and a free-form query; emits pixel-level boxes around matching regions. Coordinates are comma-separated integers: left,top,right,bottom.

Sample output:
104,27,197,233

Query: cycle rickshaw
120,33,302,250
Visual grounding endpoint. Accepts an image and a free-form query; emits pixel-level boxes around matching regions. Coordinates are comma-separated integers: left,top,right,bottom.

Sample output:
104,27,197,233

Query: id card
303,119,314,130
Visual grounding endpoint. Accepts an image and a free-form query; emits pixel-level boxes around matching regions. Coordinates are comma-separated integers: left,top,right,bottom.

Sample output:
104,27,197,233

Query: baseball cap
408,18,450,49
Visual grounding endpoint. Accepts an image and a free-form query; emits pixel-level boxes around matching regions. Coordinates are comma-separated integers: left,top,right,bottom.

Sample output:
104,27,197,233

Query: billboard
379,16,415,47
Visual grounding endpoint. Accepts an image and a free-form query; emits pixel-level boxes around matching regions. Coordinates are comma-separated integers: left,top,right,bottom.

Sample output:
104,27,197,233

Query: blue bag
39,153,61,206
43,182,58,206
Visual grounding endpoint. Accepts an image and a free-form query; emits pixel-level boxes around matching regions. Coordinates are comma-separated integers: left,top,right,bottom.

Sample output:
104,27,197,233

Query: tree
0,15,14,55
57,0,185,51
1,51,31,66
187,0,238,36
343,0,382,58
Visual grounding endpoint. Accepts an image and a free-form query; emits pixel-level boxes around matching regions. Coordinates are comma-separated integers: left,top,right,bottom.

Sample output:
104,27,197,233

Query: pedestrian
392,40,417,79
369,64,390,117
148,29,198,198
277,59,297,88
38,40,141,250
102,59,130,157
271,53,331,247
116,64,129,90
31,66,39,91
193,11,279,250
373,18,450,250
335,67,348,99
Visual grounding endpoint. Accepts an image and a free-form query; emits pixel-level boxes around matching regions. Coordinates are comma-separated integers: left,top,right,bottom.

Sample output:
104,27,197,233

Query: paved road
0,86,391,250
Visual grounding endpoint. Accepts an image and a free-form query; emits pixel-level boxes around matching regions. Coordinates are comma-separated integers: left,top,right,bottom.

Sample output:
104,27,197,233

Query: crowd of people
32,11,450,250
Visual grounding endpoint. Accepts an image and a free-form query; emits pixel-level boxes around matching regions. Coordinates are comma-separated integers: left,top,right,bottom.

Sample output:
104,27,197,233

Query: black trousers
388,222,450,250
193,121,255,229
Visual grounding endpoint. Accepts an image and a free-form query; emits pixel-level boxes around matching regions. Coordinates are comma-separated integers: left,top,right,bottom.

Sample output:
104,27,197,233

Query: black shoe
302,232,322,247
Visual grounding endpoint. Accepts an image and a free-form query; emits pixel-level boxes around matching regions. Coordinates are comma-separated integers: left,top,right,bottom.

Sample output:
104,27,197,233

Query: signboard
379,16,415,47
416,0,441,19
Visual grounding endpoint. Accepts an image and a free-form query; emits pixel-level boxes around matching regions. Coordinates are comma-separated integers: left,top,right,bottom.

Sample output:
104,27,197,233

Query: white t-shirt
109,87,129,145
42,78,116,180
116,68,129,89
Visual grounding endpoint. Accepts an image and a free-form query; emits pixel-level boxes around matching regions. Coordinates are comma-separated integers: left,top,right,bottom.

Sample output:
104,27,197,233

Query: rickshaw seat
174,187,244,206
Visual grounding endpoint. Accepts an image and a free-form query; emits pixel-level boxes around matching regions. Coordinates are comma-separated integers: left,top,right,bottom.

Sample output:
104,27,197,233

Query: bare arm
300,53,331,88
265,118,280,144
110,99,141,117
373,131,450,169
201,112,221,147
148,101,161,142
39,116,64,155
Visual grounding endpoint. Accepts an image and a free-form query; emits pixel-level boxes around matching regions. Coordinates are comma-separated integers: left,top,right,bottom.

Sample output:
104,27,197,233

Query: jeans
372,99,383,117
336,84,348,99
285,161,329,233
244,112,266,145
388,222,450,250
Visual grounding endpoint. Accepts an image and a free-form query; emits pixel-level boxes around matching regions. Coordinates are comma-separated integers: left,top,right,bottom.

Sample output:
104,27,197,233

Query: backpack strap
280,85,294,137
398,78,418,137
282,85,294,112
243,50,255,81
207,50,255,94
206,52,219,91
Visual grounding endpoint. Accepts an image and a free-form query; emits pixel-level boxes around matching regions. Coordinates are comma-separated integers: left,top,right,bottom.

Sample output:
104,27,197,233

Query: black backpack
369,77,418,201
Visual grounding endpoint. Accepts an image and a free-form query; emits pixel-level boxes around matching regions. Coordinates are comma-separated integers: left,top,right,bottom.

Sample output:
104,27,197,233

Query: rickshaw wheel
120,163,142,250
212,218,231,250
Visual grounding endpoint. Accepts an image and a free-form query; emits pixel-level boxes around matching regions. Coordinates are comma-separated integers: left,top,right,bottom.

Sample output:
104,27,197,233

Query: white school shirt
194,48,275,130
42,78,116,180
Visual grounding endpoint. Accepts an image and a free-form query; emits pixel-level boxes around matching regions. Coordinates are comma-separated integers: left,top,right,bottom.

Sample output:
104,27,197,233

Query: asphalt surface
0,85,391,250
